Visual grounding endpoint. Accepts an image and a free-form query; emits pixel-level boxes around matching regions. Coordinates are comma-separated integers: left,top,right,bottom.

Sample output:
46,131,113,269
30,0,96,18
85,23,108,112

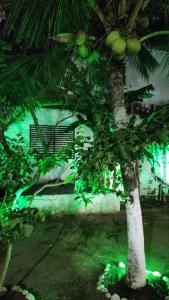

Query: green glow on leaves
163,276,169,283
98,262,169,297
148,144,169,187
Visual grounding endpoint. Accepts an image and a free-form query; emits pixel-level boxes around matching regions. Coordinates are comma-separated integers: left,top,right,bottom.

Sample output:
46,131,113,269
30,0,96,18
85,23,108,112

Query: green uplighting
152,271,162,277
118,262,163,279
118,261,126,268
163,276,169,283
98,261,169,298
146,270,162,278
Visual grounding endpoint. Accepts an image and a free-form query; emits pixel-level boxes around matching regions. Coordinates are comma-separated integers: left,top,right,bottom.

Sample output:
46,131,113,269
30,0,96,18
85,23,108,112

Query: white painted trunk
125,185,146,289
109,61,146,289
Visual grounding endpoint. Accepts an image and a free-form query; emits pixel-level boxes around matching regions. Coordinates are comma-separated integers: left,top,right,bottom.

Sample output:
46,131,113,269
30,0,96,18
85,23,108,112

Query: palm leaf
0,44,75,105
3,0,90,49
127,45,159,80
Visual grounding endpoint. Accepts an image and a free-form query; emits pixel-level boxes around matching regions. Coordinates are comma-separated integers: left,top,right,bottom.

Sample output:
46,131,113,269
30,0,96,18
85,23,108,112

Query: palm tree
0,0,169,291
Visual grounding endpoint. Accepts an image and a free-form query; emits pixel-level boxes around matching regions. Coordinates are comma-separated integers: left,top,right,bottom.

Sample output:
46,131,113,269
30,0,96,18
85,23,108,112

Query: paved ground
5,210,169,300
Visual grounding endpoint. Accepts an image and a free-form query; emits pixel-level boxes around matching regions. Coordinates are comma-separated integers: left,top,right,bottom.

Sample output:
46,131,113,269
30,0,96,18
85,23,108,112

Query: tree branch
126,0,145,32
33,181,68,196
45,114,74,154
87,0,108,32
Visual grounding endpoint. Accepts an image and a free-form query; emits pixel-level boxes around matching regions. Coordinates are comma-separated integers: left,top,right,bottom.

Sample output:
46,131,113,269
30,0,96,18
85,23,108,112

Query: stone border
96,262,169,300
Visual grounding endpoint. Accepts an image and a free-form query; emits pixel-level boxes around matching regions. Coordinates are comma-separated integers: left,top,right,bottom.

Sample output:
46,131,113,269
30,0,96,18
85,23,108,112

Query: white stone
28,293,35,300
11,285,22,292
22,289,29,295
107,264,111,268
105,292,112,298
111,293,121,300
99,275,104,280
26,296,33,300
102,287,108,292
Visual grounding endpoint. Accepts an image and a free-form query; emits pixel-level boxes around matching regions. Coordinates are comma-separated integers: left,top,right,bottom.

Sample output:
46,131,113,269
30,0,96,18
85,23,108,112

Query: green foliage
0,133,69,242
0,1,169,205
0,39,12,54
3,0,90,49
0,135,46,248
0,207,45,243
127,45,159,80
124,84,154,104
70,104,169,202
0,135,36,203
0,0,169,115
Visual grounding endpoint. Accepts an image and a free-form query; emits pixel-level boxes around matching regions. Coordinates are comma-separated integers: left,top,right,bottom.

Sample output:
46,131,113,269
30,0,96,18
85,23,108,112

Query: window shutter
30,125,74,154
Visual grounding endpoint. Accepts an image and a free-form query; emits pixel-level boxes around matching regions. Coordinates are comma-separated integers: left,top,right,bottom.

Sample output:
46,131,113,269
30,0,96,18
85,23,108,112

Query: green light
163,276,169,283
152,271,162,277
118,262,125,268
98,261,169,298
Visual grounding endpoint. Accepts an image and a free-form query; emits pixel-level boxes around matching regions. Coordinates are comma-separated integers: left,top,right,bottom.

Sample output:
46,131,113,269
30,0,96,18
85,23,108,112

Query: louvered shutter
30,125,74,154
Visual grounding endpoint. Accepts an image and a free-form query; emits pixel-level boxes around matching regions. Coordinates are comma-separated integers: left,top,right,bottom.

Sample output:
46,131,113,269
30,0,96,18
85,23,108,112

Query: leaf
144,149,153,159
141,0,150,11
20,223,33,238
128,46,159,80
64,121,80,132
118,0,127,17
64,174,74,184
49,33,73,44
3,218,21,229
125,84,154,104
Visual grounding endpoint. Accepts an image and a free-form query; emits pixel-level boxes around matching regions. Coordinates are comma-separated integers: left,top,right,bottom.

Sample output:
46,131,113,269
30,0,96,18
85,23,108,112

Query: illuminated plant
0,0,169,297
0,134,70,292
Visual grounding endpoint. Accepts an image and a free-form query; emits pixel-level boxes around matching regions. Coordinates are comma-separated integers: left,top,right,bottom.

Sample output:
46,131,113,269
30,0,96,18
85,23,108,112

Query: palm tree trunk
109,61,146,289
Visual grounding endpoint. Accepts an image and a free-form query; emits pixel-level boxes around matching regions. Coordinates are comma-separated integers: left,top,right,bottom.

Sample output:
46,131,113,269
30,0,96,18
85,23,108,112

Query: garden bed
3,213,169,300
97,262,169,300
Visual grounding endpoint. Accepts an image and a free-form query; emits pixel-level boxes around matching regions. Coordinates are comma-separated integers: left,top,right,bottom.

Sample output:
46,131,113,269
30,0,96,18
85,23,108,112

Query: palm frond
160,51,169,78
3,0,90,49
143,36,169,78
127,45,159,80
0,44,75,103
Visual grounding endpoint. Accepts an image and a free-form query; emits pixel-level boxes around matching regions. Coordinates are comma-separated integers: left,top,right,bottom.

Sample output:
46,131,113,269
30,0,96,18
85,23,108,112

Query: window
30,125,75,154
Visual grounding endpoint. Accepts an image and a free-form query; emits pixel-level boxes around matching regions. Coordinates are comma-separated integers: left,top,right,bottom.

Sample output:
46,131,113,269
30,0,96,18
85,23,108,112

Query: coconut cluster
75,31,100,64
105,30,141,61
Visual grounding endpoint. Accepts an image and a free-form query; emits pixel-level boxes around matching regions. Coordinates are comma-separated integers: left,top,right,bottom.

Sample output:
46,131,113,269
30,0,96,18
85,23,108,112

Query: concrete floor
5,210,169,300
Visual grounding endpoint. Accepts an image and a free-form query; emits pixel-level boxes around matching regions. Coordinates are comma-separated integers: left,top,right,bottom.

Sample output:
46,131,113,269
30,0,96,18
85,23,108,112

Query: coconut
75,31,87,46
78,45,89,58
126,38,141,55
105,30,121,47
111,38,126,55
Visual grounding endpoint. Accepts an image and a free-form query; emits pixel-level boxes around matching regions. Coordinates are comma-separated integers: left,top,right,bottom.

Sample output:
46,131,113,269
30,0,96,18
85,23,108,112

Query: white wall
6,106,169,197
17,193,120,214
